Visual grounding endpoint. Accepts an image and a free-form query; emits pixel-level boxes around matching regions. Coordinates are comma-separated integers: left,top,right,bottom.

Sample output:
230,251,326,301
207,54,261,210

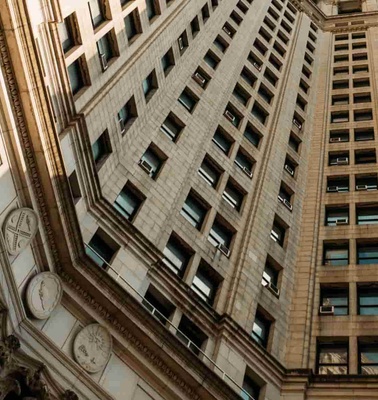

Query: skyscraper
0,0,378,398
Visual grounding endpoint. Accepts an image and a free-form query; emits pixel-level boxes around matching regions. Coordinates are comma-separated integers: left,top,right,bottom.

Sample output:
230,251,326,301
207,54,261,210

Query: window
92,130,112,169
354,109,373,122
356,174,378,190
358,285,378,315
277,30,289,45
213,35,228,53
222,23,236,38
334,54,348,63
222,179,245,211
178,30,189,54
332,95,349,106
86,228,120,268
335,44,349,52
259,84,274,104
261,257,280,293
352,32,365,39
329,151,349,166
355,128,374,141
320,286,348,315
192,67,210,88
352,53,368,61
146,0,160,21
163,234,193,276
302,66,312,79
333,66,349,75
212,127,233,155
333,80,349,90
198,155,222,188
88,0,106,29
230,10,243,25
299,79,309,94
281,20,292,34
270,217,286,247
252,310,271,348
284,156,297,177
142,70,158,102
208,215,235,254
211,0,219,8
201,4,210,23
331,112,349,124
353,65,369,74
269,54,283,71
244,123,262,148
97,31,117,71
176,315,207,355
248,51,263,71
278,183,293,211
325,206,349,226
353,42,366,50
354,93,371,104
251,102,269,125
317,341,348,374
264,68,278,87
359,342,378,375
355,149,376,164
233,84,250,106
178,88,198,113
284,10,295,23
191,261,222,305
240,67,257,87
224,103,242,127
259,27,272,43
139,144,166,179
117,96,138,134
143,286,174,325
357,242,378,265
190,16,200,37
329,130,349,143
268,7,279,20
114,181,145,221
58,13,80,53
160,113,184,142
241,371,261,400
353,78,370,88
180,191,209,230
234,148,254,177
68,170,82,203
326,176,349,192
161,48,175,76
273,41,286,58
289,133,301,153
204,51,220,69
356,204,378,225
124,9,142,42
253,39,268,56
237,1,249,14
324,241,349,266
335,34,348,41
67,58,89,95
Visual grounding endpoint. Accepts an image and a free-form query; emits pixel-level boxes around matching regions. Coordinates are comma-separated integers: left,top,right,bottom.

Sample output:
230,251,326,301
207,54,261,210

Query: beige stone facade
1,0,378,399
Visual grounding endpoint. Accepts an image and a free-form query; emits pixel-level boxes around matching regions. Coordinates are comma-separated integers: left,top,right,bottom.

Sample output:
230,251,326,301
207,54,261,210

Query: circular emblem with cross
73,324,112,373
3,208,39,256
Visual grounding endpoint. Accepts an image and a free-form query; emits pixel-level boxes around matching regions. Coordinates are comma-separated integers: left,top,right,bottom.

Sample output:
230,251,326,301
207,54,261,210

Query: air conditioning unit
293,118,302,130
267,282,280,297
283,199,293,211
138,159,153,175
218,243,230,257
192,72,206,87
326,186,338,192
222,26,232,36
329,137,348,143
178,37,184,50
253,62,262,71
243,166,253,178
319,305,334,315
99,53,108,71
284,164,294,176
118,117,126,134
356,184,367,191
336,157,348,165
335,217,348,225
224,110,236,123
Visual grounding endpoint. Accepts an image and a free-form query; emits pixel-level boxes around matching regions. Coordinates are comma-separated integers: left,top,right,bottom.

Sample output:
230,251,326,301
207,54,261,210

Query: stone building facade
0,0,378,398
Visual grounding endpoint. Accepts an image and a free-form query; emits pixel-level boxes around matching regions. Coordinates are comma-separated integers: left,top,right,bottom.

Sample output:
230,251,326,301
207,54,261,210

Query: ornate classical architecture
1,0,378,398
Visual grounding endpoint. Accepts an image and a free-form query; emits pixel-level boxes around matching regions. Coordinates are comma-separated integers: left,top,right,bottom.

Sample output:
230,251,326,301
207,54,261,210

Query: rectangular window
234,148,254,177
58,13,80,53
331,112,349,124
160,113,184,142
192,67,210,88
124,9,142,42
163,234,193,276
230,10,243,25
354,93,371,104
251,102,269,125
332,95,349,105
248,51,263,71
222,22,235,38
284,156,297,177
355,128,374,141
356,175,378,190
355,149,376,164
86,228,119,268
317,342,348,374
325,206,349,226
176,315,207,355
289,133,301,152
353,65,369,74
178,30,189,54
264,68,278,86
198,155,222,187
67,58,88,95
253,39,268,56
180,191,209,230
178,88,198,113
323,242,349,266
191,16,200,37
143,286,174,325
161,48,175,76
204,51,220,69
357,242,378,265
139,144,166,179
233,84,251,106
353,78,370,88
201,3,210,22
252,311,271,348
212,128,233,155
114,181,145,221
191,261,222,305
97,30,117,71
333,66,349,75
329,151,349,166
356,204,378,225
329,130,349,142
259,84,274,104
68,170,82,203
146,0,160,21
222,179,245,211
88,0,105,28
261,257,280,293
117,96,138,134
240,67,257,87
326,176,349,192
208,215,235,254
359,343,378,375
92,130,112,169
320,286,348,315
142,70,158,102
270,218,286,246
358,286,378,315
213,35,228,53
244,123,262,148
241,371,260,400
354,109,373,122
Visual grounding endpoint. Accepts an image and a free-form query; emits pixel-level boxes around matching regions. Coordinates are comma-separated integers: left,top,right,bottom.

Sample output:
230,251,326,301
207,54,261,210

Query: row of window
325,203,378,226
334,52,368,63
329,128,374,142
327,173,378,192
332,78,370,90
324,241,378,266
328,149,376,165
333,64,369,75
335,32,366,42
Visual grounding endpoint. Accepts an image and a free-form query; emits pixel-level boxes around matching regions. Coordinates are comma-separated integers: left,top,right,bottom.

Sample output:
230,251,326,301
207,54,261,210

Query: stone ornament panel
3,208,38,256
26,272,63,320
73,324,112,373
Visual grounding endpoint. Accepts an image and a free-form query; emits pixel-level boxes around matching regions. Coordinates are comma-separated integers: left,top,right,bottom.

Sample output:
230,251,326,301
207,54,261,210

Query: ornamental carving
3,208,39,256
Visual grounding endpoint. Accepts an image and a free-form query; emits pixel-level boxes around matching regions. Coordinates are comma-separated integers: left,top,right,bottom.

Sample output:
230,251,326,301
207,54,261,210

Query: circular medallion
26,272,63,320
3,207,39,256
73,324,112,373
